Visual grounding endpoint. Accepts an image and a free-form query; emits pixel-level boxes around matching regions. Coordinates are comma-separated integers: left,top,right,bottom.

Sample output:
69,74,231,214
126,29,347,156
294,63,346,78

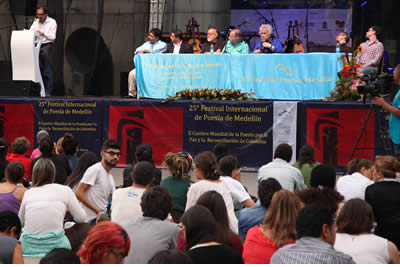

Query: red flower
226,95,230,100
351,71,356,74
338,89,343,94
342,72,350,77
353,64,360,69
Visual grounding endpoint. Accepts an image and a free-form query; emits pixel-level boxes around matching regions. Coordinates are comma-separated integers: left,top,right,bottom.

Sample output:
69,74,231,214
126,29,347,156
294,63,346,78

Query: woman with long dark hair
65,152,98,190
181,205,243,264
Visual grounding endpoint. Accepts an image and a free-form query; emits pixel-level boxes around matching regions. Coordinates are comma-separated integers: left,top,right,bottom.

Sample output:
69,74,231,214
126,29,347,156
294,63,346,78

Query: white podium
11,30,45,97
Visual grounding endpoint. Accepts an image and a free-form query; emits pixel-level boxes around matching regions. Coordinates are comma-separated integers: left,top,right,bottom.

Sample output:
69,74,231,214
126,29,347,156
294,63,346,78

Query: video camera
357,73,394,104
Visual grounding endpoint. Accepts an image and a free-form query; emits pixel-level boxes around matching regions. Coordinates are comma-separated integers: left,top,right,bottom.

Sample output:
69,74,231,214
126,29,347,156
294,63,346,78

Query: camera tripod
348,103,392,162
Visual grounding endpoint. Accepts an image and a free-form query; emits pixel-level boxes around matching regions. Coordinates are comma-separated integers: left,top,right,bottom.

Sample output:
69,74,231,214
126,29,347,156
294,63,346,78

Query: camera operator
373,65,400,154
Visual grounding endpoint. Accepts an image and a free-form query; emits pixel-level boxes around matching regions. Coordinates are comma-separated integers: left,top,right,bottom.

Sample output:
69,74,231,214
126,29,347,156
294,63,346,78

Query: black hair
61,134,78,155
133,161,154,186
196,191,232,247
6,161,24,184
65,152,98,189
0,138,9,160
258,178,282,208
0,211,21,238
213,143,229,162
296,204,335,239
274,143,292,162
39,135,53,157
148,249,193,264
40,248,81,264
172,29,184,40
150,28,162,39
296,187,343,215
181,205,217,250
310,164,336,189
218,155,239,177
135,144,153,163
371,25,382,39
101,139,120,151
141,186,172,220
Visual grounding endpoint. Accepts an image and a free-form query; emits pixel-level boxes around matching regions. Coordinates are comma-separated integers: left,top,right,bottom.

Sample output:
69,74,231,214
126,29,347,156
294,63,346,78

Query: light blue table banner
135,53,341,100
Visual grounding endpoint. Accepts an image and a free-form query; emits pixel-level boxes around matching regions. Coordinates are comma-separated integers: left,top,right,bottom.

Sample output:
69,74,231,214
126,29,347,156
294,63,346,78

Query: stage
0,96,392,171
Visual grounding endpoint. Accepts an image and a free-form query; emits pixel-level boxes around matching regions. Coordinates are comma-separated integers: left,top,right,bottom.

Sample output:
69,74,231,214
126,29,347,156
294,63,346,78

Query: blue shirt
253,38,283,53
390,89,400,144
134,40,167,55
238,204,268,241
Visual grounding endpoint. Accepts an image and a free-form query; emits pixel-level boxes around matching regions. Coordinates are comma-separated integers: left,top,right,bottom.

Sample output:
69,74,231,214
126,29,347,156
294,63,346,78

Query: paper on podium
11,30,45,97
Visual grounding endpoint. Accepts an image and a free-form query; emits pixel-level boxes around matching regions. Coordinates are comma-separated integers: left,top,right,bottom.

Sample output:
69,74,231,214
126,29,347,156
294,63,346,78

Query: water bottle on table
210,44,214,54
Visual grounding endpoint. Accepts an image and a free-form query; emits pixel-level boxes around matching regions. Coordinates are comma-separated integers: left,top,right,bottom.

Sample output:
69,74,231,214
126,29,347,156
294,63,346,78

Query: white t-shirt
336,172,374,201
334,233,389,263
220,176,251,203
111,186,146,228
19,183,87,234
79,162,115,221
186,179,238,234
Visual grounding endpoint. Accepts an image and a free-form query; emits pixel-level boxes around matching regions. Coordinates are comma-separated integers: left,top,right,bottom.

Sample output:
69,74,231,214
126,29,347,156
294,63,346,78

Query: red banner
306,108,375,166
0,104,34,155
108,106,184,166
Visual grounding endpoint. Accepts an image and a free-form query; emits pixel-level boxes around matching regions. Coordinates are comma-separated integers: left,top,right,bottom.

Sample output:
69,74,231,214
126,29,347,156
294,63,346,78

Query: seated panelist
253,24,283,54
166,29,193,54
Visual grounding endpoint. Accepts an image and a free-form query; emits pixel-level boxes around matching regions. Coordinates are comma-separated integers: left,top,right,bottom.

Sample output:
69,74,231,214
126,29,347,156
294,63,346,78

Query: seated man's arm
75,183,101,216
152,42,167,54
272,39,284,53
135,42,150,54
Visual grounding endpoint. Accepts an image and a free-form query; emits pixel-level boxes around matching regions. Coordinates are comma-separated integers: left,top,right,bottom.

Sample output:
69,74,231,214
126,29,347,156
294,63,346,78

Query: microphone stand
266,4,279,39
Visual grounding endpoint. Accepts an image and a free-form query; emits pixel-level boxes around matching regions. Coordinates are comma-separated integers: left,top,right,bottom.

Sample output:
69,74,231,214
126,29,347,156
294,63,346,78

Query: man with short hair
128,28,167,98
166,29,193,54
336,32,350,52
111,161,154,228
30,6,57,96
201,27,225,54
356,25,384,74
270,204,355,264
223,29,249,54
257,143,306,191
75,139,120,223
125,186,180,264
238,178,282,240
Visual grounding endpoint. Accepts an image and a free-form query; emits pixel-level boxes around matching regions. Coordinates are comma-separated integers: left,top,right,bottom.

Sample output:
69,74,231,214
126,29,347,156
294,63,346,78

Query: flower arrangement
165,89,254,102
325,43,364,101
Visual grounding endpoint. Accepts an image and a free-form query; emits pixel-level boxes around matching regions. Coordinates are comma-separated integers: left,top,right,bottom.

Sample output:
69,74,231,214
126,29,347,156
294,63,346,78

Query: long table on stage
134,53,342,100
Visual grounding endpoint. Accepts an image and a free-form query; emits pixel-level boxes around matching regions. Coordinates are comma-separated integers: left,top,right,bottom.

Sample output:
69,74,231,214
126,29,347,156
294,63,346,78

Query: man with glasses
75,139,121,224
29,6,57,96
356,26,384,74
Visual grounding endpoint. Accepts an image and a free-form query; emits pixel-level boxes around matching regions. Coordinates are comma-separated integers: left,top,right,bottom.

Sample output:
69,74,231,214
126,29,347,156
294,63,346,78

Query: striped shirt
270,237,355,264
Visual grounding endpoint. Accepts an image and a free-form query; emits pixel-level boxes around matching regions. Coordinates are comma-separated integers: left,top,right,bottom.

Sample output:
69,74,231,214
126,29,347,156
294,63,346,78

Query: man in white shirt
30,6,57,96
127,28,167,98
75,139,120,223
166,30,193,54
218,155,256,210
111,161,154,228
257,143,306,192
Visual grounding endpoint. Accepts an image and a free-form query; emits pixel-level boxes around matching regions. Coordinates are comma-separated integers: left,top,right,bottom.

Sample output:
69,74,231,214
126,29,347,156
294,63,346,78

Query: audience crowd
1,131,400,264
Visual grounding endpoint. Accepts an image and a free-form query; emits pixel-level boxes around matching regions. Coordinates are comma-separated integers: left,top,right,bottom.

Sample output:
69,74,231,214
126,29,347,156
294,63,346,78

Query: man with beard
76,139,120,224
201,27,225,54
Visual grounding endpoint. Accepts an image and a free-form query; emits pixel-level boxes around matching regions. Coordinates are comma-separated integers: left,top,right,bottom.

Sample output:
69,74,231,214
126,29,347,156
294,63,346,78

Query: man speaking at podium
30,6,57,96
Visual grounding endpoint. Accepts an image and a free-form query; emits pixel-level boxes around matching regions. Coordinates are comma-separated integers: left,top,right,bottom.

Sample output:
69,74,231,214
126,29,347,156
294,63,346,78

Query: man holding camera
373,65,400,155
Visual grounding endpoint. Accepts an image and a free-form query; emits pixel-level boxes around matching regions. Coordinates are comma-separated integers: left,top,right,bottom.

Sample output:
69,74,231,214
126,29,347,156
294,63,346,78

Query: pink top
30,148,39,160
